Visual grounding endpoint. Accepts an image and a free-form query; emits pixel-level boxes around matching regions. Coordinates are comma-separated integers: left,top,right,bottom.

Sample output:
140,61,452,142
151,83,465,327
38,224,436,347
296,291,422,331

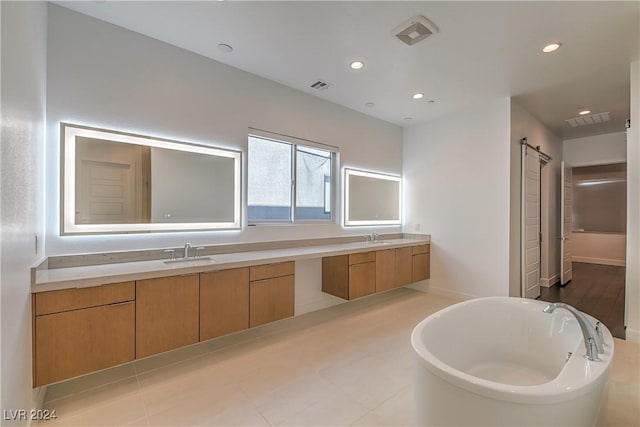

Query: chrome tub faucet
543,302,604,362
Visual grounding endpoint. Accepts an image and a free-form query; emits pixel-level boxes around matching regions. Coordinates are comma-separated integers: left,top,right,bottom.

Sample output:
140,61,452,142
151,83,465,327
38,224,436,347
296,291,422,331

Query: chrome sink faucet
183,243,191,259
371,232,379,242
542,302,604,361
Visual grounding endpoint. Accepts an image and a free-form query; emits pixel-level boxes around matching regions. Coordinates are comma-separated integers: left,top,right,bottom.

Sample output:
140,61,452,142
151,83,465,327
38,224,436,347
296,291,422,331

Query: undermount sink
163,256,214,265
367,241,391,245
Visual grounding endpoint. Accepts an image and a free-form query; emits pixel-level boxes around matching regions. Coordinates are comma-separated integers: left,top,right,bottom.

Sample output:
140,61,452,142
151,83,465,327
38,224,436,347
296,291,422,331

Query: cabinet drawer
412,244,430,255
250,261,295,281
349,251,376,265
34,281,135,316
35,301,135,386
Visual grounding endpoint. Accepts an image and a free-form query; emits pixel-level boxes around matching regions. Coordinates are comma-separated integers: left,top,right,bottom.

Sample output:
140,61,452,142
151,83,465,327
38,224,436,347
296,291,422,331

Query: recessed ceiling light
579,109,591,115
350,61,365,70
412,93,424,100
217,43,233,53
542,43,561,53
365,102,375,108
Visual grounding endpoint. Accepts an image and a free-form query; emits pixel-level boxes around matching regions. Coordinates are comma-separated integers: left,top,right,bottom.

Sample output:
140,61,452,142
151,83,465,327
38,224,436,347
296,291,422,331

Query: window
572,163,626,233
248,134,336,223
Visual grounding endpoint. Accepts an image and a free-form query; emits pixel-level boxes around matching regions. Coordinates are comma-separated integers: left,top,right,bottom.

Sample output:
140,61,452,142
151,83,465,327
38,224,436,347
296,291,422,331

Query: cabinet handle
105,301,134,308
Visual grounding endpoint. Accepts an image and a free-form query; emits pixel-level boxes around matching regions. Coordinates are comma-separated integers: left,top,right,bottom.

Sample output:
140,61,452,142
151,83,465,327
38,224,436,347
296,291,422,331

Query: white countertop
33,238,429,292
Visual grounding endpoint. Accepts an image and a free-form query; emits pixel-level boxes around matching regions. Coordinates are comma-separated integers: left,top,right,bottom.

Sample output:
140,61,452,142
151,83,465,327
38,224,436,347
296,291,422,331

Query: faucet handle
194,247,205,258
595,322,606,347
585,337,602,362
163,249,176,260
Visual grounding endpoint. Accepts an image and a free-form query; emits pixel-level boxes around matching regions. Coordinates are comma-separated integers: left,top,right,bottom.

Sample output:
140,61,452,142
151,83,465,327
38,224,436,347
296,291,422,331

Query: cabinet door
136,274,199,358
349,262,376,299
322,255,349,299
200,268,249,341
375,249,395,293
250,275,294,327
395,247,413,287
412,253,431,282
35,302,135,386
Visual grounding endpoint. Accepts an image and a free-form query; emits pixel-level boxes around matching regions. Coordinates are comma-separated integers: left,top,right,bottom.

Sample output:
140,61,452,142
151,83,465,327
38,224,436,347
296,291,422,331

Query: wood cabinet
322,252,376,300
33,282,135,386
136,274,199,358
348,252,375,299
322,255,349,299
323,244,431,299
249,262,295,327
32,242,429,386
412,244,431,281
200,268,249,341
375,249,396,292
395,247,413,287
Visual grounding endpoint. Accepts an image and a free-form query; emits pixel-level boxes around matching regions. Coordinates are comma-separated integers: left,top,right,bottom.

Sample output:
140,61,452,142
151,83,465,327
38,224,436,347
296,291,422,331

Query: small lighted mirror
61,123,241,234
344,168,401,226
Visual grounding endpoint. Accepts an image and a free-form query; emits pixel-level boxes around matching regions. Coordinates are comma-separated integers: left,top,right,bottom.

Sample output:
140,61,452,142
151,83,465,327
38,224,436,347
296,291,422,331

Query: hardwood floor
539,262,626,339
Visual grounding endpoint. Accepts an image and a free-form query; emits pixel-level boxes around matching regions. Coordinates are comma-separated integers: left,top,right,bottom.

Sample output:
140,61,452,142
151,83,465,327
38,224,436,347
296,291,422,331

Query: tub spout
543,302,604,362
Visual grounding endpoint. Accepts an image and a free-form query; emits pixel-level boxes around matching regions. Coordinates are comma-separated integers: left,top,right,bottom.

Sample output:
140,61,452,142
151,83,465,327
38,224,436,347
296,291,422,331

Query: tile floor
37,288,640,426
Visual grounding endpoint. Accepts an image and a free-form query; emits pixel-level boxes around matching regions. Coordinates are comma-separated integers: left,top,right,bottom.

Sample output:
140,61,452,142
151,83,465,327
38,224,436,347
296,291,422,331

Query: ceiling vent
393,15,439,46
310,79,332,91
565,112,611,127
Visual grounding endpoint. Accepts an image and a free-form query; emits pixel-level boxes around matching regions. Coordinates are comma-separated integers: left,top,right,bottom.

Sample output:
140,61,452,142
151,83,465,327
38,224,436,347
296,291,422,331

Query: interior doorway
539,161,627,339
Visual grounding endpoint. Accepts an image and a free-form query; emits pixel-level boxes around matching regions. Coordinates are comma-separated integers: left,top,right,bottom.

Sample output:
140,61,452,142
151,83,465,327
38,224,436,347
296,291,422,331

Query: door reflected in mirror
62,123,241,234
344,168,401,226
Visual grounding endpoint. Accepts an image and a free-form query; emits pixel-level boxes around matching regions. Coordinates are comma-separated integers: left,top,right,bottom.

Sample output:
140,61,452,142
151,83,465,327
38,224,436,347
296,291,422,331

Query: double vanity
31,235,430,387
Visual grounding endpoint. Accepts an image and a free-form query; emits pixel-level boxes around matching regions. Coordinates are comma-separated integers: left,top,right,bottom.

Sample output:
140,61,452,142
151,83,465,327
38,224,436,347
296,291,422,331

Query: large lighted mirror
344,168,401,226
62,123,241,234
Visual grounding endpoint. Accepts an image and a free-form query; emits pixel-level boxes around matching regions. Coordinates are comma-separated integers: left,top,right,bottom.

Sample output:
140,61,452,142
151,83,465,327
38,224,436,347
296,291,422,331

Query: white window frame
247,128,339,225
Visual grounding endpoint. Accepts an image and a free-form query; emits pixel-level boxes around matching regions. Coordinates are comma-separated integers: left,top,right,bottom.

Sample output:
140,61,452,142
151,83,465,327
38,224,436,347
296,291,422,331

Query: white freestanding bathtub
411,297,614,426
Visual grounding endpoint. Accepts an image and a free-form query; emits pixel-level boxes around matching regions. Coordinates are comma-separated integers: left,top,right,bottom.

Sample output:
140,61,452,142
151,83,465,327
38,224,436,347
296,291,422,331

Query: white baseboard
572,256,626,267
626,328,640,343
540,273,560,288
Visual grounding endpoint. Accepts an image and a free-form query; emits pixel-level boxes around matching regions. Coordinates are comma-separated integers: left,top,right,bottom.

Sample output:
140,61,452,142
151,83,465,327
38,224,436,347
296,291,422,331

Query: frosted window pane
572,163,626,233
247,136,291,221
296,147,332,220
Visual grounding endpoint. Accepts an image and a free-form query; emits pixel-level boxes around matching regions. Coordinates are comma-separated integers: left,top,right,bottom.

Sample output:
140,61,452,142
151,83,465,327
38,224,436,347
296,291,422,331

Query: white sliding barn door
560,161,573,285
522,146,541,299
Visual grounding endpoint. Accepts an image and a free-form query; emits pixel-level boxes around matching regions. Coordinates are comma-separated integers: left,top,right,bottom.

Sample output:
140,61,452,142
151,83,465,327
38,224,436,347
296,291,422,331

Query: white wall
563,132,627,167
45,5,402,256
626,61,640,342
510,101,563,291
1,0,47,422
403,97,512,300
571,232,626,266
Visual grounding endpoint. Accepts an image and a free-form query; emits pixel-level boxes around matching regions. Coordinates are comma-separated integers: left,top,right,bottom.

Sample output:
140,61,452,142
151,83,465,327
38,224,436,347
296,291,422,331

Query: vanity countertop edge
33,237,430,293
